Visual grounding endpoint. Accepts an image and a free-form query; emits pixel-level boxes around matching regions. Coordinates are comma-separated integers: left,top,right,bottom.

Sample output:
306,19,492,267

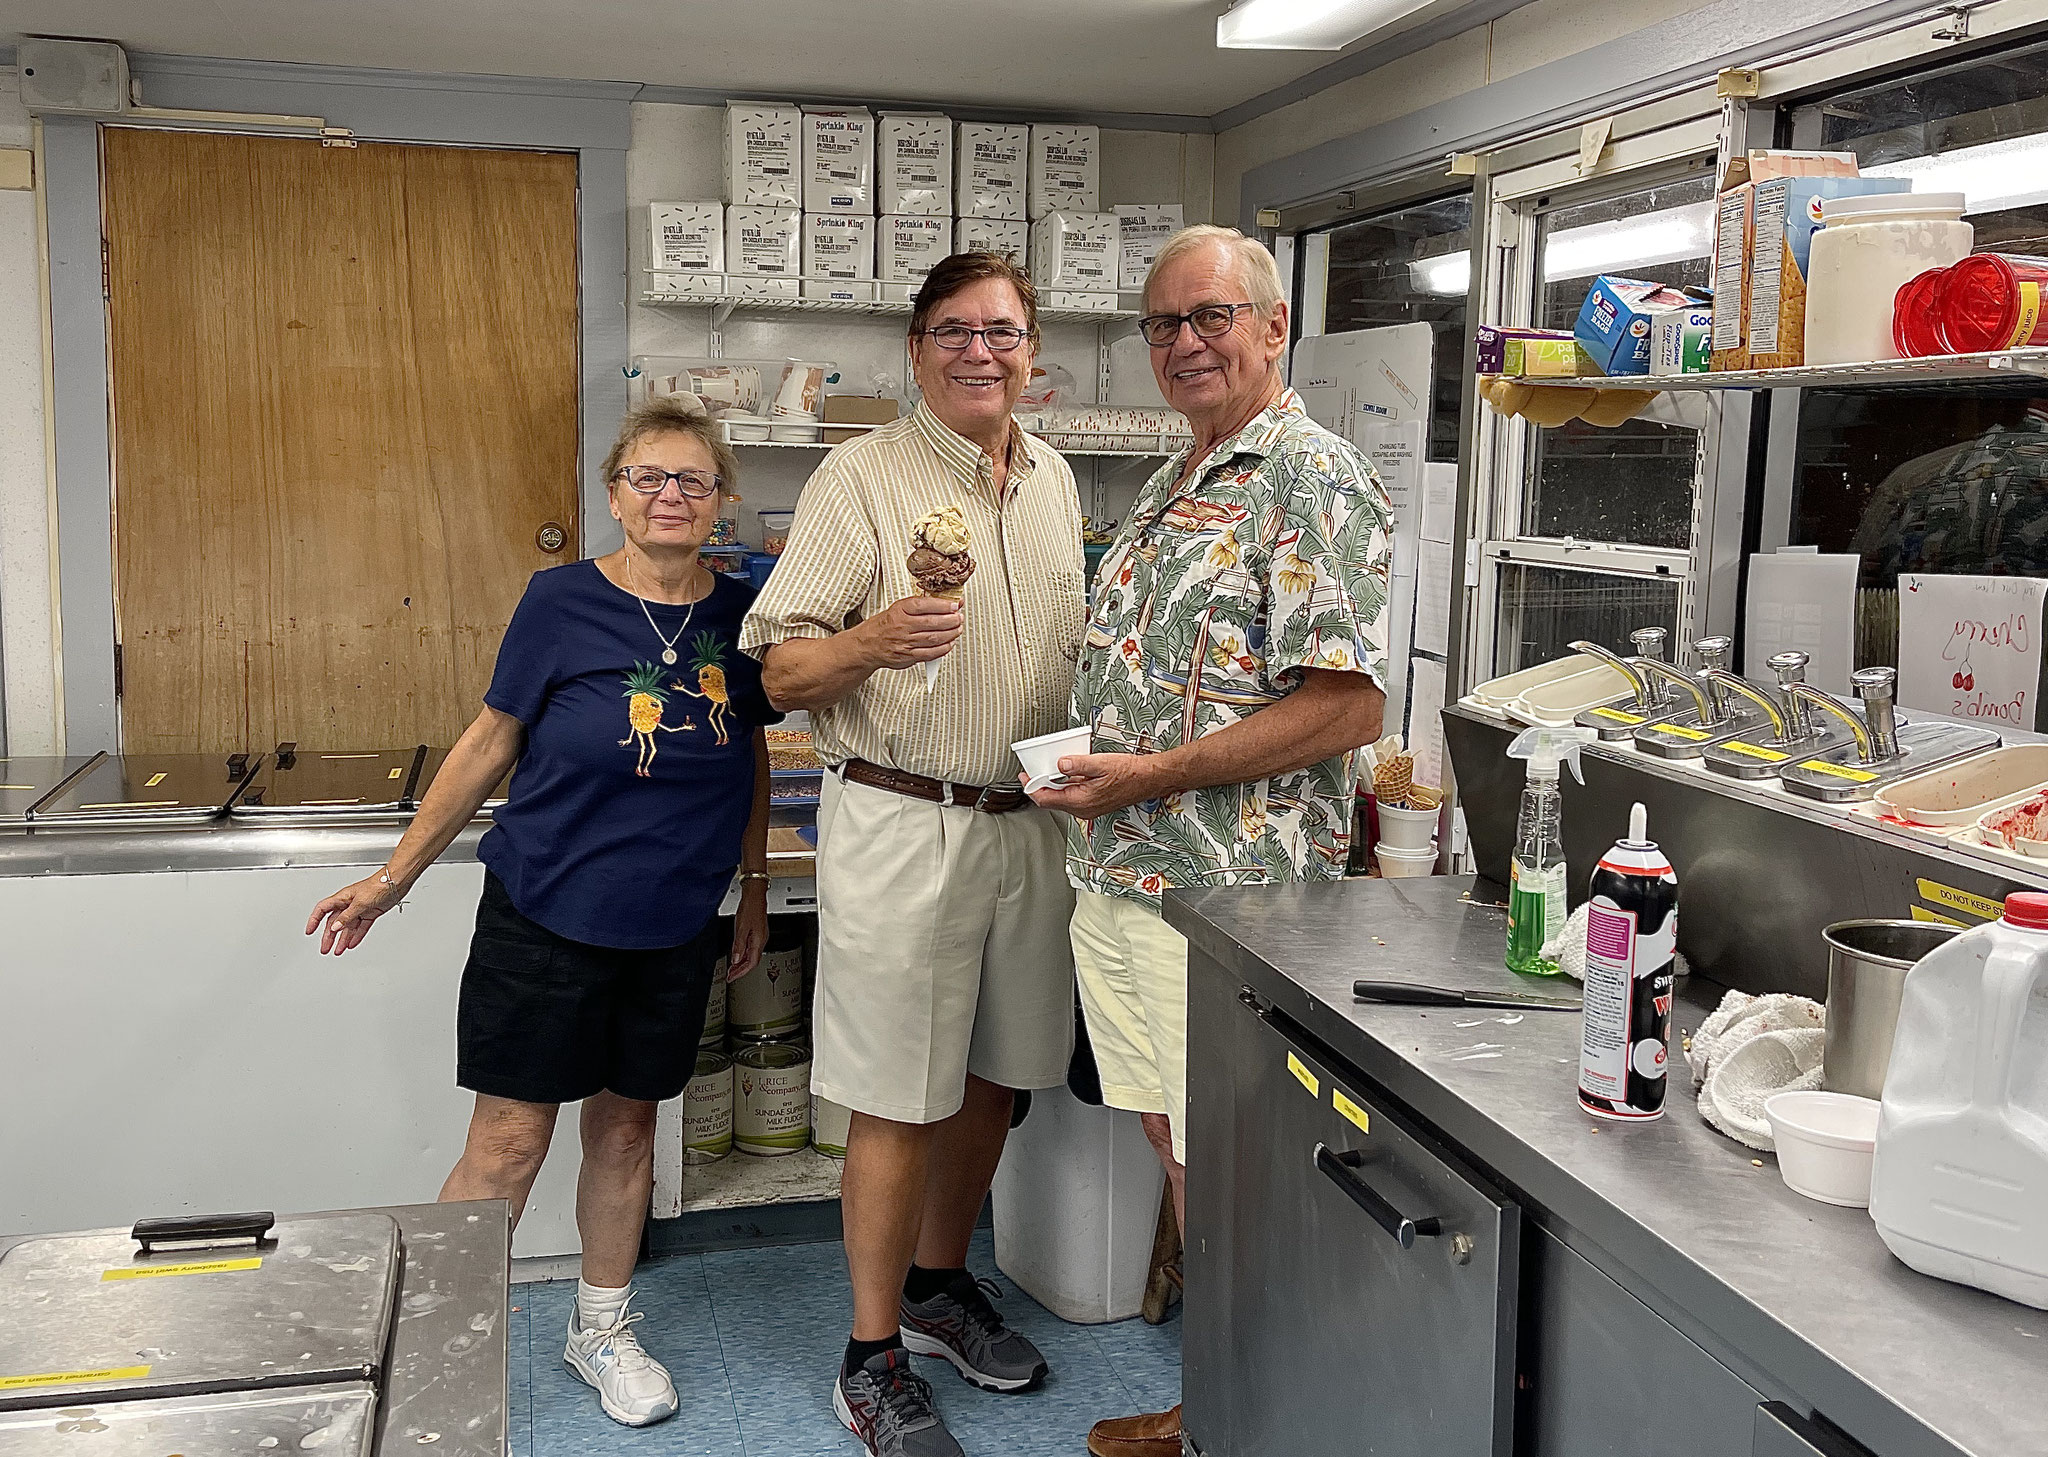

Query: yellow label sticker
387,766,404,780
143,772,167,788
0,784,32,791
2004,281,2043,349
1912,904,1967,927
1915,878,2000,923
1332,1088,1371,1135
1590,707,1645,724
102,1257,262,1282
1721,740,1789,762
1796,759,1878,782
0,1365,150,1392
1648,722,1709,741
1286,1053,1319,1097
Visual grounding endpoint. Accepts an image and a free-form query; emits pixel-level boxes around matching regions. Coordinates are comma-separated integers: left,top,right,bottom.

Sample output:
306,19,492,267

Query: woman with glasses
305,394,777,1431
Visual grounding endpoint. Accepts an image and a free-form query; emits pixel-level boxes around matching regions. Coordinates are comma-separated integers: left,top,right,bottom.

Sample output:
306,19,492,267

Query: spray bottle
1576,802,1680,1121
1505,726,1595,977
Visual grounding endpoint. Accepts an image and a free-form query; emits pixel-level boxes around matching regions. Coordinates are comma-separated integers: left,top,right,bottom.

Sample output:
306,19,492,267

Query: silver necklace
626,554,702,665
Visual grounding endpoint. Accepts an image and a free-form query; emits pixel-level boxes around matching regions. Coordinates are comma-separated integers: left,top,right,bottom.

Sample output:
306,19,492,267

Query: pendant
662,649,677,665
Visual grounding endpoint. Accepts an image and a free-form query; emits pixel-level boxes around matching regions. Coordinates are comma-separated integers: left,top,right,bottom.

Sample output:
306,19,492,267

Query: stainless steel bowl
1820,919,1959,1099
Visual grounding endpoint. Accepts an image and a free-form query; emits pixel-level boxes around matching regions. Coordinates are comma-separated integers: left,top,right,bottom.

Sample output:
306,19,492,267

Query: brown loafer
1087,1403,1182,1457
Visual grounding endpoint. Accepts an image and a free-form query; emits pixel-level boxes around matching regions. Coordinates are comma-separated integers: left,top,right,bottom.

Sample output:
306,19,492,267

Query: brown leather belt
840,758,1031,814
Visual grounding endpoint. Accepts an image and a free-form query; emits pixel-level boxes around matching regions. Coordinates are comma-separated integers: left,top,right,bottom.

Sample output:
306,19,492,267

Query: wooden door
102,128,580,754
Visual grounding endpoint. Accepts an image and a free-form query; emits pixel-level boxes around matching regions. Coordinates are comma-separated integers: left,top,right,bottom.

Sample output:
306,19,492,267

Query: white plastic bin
992,1083,1166,1324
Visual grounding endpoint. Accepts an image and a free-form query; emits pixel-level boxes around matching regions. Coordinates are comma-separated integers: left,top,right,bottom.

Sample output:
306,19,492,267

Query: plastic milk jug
1868,891,2048,1309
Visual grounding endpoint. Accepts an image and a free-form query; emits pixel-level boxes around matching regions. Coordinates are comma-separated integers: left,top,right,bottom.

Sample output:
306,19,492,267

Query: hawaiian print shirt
1066,389,1393,908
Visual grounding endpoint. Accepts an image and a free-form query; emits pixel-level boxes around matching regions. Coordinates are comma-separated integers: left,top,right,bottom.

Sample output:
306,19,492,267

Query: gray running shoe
834,1347,965,1457
900,1274,1049,1393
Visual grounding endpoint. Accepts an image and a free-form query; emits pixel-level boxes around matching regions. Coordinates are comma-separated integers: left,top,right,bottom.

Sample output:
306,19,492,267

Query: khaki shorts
1070,888,1191,1163
812,772,1076,1124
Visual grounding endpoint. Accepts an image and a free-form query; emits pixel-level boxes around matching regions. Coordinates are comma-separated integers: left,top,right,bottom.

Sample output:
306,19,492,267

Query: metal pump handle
1630,627,1669,661
1768,652,1815,740
1853,667,1901,760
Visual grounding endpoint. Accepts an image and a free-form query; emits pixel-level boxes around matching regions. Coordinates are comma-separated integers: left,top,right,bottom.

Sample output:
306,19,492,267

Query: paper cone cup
923,659,941,691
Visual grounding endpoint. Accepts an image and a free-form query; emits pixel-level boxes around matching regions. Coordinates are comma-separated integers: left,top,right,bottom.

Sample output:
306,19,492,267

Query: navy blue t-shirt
478,561,779,950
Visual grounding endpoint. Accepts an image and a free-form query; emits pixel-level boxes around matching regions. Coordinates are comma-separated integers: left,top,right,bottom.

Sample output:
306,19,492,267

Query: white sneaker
563,1298,678,1427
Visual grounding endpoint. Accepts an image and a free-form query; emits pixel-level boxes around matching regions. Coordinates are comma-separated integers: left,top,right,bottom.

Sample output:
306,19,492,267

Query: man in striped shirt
741,253,1086,1457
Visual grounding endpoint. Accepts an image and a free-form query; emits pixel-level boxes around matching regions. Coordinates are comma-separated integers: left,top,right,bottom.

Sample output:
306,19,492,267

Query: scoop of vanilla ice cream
917,505,970,556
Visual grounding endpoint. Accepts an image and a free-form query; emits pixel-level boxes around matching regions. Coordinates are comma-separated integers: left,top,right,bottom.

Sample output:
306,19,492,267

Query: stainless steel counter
0,819,492,876
0,1199,510,1457
1168,876,2047,1457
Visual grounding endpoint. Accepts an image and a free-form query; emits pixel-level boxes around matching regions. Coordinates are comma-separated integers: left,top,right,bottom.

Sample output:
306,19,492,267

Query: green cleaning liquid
1504,725,1594,978
1506,857,1566,976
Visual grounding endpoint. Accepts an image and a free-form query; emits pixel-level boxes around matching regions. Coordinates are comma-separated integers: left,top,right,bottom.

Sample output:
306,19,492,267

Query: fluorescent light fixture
1404,201,1715,296
1864,132,2048,216
1217,0,1438,51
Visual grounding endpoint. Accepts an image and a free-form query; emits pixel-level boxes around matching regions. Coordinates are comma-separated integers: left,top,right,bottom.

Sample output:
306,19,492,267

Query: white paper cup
1013,726,1091,791
1375,842,1438,878
1376,802,1439,851
1764,1090,1879,1207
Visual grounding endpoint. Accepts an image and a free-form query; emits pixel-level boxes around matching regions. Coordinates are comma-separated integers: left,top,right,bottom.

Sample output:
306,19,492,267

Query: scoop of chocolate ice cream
908,550,975,591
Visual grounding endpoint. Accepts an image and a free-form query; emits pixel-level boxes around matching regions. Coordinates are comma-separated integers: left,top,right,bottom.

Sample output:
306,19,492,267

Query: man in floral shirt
1028,226,1391,1457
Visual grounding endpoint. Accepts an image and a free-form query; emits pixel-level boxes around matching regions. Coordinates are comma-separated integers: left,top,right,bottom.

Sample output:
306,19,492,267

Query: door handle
1315,1143,1442,1249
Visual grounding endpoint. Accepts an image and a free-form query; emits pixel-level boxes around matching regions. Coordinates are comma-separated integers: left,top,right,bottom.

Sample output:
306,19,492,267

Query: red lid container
2004,892,2048,930
1936,253,2048,354
1892,267,1952,358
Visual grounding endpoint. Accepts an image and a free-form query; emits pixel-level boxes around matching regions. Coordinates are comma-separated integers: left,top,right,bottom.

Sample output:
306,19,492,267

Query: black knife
1352,980,1581,1011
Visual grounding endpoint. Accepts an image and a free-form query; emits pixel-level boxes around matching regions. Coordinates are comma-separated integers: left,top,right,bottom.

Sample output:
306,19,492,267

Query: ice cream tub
683,1050,735,1163
729,937,805,1040
812,1093,852,1159
1014,725,1090,793
701,955,728,1047
736,1042,812,1156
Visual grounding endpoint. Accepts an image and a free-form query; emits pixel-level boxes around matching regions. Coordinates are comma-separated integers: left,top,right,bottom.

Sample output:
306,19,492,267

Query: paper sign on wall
1898,574,2048,731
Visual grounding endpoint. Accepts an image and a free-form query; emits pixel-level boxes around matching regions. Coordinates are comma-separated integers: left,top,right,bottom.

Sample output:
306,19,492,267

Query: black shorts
456,871,719,1104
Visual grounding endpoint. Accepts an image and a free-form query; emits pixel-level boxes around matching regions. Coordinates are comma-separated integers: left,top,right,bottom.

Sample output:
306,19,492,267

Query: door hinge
319,126,357,149
101,236,110,301
113,642,124,697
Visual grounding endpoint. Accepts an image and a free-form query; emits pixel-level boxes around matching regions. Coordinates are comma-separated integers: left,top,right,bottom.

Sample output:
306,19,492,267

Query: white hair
1142,225,1286,315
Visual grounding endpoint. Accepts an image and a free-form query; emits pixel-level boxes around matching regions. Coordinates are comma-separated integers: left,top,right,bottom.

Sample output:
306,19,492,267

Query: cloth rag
1554,901,1689,982
1685,989,1826,1151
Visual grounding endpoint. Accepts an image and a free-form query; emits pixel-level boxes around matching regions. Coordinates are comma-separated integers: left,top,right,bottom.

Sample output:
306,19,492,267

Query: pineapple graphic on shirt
619,660,693,777
673,631,733,746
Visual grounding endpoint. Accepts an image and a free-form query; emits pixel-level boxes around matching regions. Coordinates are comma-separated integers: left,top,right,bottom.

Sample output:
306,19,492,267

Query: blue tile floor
507,1229,1181,1457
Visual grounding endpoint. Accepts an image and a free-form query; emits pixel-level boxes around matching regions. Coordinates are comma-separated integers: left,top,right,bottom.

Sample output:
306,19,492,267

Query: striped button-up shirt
739,401,1087,787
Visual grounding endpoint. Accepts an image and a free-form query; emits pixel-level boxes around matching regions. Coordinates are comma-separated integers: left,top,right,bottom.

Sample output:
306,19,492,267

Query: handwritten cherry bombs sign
1898,574,2048,730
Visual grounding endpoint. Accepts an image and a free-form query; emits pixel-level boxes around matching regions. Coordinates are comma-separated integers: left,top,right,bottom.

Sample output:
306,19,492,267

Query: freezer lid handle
132,1210,276,1253
1314,1143,1442,1250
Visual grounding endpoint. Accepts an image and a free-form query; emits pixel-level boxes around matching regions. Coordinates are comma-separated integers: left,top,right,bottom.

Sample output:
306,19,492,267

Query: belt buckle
973,785,1000,812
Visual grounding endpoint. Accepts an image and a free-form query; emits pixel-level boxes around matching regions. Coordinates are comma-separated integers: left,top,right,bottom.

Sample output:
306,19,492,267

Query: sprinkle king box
1574,277,1700,376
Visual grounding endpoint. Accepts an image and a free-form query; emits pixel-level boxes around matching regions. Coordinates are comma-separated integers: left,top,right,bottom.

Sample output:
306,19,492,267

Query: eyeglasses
919,324,1032,352
1137,303,1257,348
612,466,721,498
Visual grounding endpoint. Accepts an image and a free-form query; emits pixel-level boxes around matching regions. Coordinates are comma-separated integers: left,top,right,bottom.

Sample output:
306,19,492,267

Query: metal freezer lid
0,1212,400,1412
0,1380,376,1457
26,754,257,828
0,756,102,827
413,749,510,810
230,744,427,819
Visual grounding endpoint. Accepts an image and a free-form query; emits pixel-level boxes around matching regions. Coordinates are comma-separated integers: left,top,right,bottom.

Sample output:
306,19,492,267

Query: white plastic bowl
1376,801,1439,851
1375,842,1437,878
1764,1090,1880,1208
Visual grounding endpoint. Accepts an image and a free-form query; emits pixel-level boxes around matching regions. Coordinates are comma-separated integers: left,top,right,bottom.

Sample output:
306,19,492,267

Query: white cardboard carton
724,103,801,207
649,202,724,298
1029,124,1099,218
803,213,876,302
956,217,1029,267
1115,204,1183,292
878,112,953,217
725,206,802,299
1031,211,1117,297
802,106,875,214
878,215,951,302
1041,290,1120,313
957,122,1028,220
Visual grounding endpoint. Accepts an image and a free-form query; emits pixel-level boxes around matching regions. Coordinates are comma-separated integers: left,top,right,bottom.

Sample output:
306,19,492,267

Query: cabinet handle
1315,1143,1442,1249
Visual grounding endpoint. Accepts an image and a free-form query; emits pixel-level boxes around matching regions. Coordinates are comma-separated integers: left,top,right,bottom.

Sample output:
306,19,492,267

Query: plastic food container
724,414,772,442
1764,1090,1880,1208
756,508,795,554
1507,664,1635,727
1872,744,2048,826
1892,268,1951,358
1375,802,1438,851
1375,842,1437,878
1469,654,1603,712
746,553,777,590
1804,193,1970,366
1976,792,2048,857
1936,253,2048,354
1012,725,1090,793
